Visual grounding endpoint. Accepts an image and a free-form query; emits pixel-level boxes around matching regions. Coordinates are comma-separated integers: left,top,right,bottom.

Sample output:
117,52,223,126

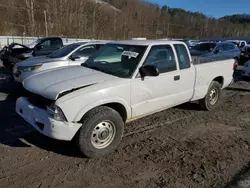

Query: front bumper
16,97,82,141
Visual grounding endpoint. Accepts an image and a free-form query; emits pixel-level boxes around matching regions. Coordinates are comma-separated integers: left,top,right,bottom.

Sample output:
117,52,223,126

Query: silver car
13,41,110,83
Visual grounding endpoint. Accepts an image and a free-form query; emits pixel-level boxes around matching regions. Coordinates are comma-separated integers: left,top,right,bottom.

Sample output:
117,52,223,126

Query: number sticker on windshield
121,51,139,59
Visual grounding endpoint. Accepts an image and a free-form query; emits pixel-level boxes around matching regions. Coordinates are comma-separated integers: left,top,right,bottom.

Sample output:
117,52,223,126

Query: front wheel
199,81,221,111
75,106,124,158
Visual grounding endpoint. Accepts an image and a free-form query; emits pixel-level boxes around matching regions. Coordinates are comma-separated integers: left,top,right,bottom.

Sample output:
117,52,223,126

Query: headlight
47,103,67,121
19,64,42,72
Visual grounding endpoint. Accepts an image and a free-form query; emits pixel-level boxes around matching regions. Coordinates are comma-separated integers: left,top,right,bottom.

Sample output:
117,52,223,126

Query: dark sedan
190,42,241,64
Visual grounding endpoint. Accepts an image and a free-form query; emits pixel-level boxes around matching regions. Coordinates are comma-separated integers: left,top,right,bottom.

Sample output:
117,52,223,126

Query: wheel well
102,103,127,122
213,76,224,88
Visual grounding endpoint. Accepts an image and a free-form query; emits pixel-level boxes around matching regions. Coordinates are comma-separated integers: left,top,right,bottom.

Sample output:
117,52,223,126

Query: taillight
233,63,237,71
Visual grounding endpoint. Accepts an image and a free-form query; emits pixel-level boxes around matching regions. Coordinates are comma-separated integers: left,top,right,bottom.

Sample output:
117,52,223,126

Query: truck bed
192,56,234,65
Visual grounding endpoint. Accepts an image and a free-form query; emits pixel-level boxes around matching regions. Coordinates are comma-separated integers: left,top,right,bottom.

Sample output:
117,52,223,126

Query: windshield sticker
121,51,139,59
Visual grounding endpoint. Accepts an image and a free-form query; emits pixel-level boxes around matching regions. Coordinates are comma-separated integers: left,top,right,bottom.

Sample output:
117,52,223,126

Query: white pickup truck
16,40,235,158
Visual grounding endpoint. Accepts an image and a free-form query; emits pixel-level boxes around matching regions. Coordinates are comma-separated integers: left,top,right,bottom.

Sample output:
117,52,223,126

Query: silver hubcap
91,121,116,149
209,88,218,105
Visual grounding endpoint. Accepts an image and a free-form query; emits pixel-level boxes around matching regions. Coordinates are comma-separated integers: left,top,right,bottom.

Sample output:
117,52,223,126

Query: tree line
0,0,249,39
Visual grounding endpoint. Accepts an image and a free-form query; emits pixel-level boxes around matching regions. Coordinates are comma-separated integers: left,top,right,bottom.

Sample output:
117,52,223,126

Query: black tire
75,106,124,158
199,81,221,111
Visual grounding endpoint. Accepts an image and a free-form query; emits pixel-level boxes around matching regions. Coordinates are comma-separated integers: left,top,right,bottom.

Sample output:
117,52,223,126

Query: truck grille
25,90,54,109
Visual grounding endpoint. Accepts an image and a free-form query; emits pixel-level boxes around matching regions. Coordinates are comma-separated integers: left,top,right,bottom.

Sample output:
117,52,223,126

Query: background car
13,40,110,83
190,42,241,63
0,37,63,69
225,40,247,50
239,45,250,65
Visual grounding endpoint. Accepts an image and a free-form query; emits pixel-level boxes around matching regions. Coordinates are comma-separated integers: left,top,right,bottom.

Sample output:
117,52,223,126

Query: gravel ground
1,69,250,188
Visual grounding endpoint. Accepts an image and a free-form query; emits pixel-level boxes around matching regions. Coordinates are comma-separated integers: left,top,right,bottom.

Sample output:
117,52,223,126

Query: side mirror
139,65,160,77
69,54,80,61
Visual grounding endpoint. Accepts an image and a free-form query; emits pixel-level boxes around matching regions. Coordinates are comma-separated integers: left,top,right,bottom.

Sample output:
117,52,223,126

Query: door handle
174,75,180,81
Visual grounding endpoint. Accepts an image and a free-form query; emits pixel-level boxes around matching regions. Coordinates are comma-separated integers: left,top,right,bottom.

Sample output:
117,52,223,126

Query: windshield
82,44,147,78
193,43,217,52
48,43,85,58
26,39,42,48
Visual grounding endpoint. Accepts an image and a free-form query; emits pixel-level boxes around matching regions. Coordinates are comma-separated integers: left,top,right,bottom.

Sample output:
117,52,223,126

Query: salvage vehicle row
13,40,110,83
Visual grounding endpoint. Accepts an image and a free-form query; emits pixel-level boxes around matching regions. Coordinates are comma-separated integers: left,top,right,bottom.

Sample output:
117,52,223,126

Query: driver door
130,45,181,118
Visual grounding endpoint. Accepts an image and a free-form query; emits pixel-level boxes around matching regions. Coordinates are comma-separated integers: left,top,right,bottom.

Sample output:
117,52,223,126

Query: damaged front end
1,43,33,69
57,83,97,99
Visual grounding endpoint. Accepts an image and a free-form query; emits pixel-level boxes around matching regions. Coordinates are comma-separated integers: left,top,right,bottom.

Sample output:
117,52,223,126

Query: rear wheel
75,106,124,158
199,81,221,111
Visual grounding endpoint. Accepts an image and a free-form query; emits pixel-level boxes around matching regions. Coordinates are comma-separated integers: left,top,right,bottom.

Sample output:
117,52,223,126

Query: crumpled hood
23,66,117,100
17,56,63,66
9,43,30,50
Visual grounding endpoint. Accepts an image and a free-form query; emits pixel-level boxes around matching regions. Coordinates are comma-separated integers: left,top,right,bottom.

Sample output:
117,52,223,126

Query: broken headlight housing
47,103,67,122
19,64,43,72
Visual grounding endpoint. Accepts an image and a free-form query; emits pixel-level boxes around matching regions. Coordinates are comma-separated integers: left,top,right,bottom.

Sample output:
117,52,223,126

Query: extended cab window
145,45,177,73
174,44,191,69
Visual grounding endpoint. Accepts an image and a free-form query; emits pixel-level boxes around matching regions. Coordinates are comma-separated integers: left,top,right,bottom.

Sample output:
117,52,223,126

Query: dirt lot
1,69,250,188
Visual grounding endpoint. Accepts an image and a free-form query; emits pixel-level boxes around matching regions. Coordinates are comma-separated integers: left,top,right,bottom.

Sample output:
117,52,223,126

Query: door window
214,44,223,52
40,40,51,49
73,45,96,57
144,45,177,73
39,39,62,49
50,39,62,48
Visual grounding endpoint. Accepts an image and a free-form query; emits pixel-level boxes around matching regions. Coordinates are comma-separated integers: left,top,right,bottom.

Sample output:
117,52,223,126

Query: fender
73,97,131,122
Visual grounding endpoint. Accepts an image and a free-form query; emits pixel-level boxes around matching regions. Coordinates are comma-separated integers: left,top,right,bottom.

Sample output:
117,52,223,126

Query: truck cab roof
109,40,187,46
